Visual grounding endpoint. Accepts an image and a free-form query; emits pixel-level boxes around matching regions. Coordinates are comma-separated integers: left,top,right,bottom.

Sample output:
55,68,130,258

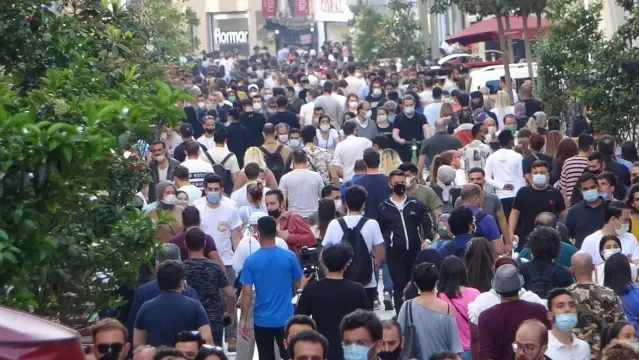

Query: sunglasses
96,343,124,354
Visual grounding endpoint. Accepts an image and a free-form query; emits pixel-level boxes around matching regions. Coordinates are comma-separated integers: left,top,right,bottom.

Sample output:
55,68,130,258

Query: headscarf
155,180,176,210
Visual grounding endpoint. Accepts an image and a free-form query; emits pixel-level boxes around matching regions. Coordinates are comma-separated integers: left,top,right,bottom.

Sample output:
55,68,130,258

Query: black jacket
377,196,432,252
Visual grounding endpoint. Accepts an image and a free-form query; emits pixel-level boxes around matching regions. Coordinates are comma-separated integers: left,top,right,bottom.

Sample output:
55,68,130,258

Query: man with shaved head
567,251,625,358
459,184,504,254
514,319,549,360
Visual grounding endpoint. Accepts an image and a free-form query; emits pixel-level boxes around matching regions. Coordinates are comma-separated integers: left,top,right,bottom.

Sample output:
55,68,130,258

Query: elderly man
514,319,549,360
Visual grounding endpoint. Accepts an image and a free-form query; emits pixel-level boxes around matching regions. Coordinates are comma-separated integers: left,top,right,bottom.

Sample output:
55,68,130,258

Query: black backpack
473,211,488,238
202,151,235,195
528,263,558,299
338,217,373,286
260,145,285,183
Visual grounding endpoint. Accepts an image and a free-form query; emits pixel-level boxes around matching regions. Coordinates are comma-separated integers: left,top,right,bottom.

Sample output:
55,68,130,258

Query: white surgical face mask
349,101,358,109
603,248,621,260
320,124,331,132
278,134,289,143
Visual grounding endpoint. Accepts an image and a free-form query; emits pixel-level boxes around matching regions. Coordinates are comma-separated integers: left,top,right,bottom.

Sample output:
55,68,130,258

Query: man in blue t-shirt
459,184,505,255
352,149,391,219
133,260,212,348
239,216,303,360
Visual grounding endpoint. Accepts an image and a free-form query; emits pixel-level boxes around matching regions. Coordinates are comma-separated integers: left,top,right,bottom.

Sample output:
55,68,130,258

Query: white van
467,63,537,93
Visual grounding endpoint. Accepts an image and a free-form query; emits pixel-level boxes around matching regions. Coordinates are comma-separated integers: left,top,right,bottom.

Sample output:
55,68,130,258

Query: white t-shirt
279,169,324,218
179,184,202,205
300,102,315,126
202,146,240,174
595,261,638,286
580,229,639,266
322,215,385,288
197,135,215,150
316,129,339,153
231,183,272,209
545,331,590,360
157,164,169,182
232,235,290,273
181,159,214,190
331,135,372,180
195,202,242,265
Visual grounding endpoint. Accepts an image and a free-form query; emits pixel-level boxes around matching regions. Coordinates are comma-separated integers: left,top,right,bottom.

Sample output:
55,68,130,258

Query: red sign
295,0,309,16
262,0,277,17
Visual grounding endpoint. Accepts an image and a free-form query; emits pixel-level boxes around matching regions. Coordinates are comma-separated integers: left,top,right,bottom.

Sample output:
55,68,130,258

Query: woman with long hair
464,237,496,293
626,184,639,241
440,102,454,121
596,235,638,285
545,130,564,158
314,198,337,243
604,252,639,336
600,321,638,355
429,152,454,184
514,128,532,157
437,256,480,360
526,111,548,135
550,137,579,186
490,90,515,129
233,147,278,191
380,149,402,176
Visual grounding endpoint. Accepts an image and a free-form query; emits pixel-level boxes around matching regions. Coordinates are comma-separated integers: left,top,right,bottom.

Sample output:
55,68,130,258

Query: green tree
353,3,383,63
377,0,425,62
0,0,193,326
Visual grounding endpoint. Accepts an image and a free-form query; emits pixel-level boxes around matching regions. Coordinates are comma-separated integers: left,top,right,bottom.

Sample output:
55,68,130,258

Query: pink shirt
437,288,481,350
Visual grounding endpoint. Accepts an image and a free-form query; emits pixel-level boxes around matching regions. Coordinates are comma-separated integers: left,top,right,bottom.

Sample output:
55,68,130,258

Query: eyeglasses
96,342,124,354
512,341,538,355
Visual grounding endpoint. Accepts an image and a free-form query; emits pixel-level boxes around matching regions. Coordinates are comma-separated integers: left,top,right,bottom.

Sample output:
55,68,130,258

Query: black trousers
254,325,287,360
501,197,515,220
386,249,420,314
365,288,376,310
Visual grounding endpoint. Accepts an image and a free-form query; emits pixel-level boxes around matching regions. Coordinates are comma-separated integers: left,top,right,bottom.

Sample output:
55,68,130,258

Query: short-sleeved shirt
468,206,501,241
195,203,242,265
169,232,217,261
352,174,391,220
393,112,428,141
183,258,229,324
240,247,302,327
181,159,214,190
279,169,324,218
520,259,575,291
202,147,240,174
581,229,639,266
454,192,502,219
512,186,566,246
565,200,606,248
420,131,463,161
322,215,385,289
412,185,444,221
268,111,300,129
135,291,210,347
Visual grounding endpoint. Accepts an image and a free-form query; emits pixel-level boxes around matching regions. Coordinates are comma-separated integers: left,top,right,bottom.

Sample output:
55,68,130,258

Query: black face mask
590,168,602,175
378,347,401,360
268,209,281,218
392,183,406,195
205,128,215,134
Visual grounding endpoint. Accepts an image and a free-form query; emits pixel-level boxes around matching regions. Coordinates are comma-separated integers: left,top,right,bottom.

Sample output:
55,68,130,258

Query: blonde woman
380,149,402,176
232,147,278,191
526,111,548,135
490,90,515,129
440,102,454,121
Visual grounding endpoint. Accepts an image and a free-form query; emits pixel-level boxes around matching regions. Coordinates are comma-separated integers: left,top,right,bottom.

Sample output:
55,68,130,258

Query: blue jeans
381,257,393,293
461,351,472,360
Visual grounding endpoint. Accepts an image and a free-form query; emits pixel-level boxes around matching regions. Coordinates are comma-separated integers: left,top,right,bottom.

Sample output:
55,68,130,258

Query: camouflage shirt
567,282,626,359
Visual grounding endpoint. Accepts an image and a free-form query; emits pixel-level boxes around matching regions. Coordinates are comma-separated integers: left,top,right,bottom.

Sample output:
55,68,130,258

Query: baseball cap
180,123,194,137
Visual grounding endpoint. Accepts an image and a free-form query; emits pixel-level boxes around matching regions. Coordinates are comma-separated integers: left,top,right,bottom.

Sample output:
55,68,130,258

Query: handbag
400,300,421,360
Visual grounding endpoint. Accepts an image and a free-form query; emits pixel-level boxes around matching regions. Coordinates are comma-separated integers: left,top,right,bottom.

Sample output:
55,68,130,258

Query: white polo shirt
544,331,590,360
580,229,639,266
331,135,372,180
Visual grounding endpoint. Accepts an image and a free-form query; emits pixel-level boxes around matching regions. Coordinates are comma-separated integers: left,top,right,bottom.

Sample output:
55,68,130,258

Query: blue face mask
554,313,578,332
583,189,599,202
600,192,608,200
206,191,222,204
343,344,370,360
532,174,547,187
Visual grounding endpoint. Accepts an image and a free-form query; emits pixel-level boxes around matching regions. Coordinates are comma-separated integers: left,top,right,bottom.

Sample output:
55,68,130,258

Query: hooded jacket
484,148,525,199
377,196,432,252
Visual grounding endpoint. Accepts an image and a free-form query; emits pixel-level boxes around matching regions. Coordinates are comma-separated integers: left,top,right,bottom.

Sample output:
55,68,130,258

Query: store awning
446,15,548,46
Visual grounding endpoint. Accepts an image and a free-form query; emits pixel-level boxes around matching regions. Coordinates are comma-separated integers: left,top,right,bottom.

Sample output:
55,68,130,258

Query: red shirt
278,212,317,253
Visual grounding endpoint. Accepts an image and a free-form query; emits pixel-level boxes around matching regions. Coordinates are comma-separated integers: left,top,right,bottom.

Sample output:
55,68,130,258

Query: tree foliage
377,0,425,62
0,0,195,325
353,3,383,63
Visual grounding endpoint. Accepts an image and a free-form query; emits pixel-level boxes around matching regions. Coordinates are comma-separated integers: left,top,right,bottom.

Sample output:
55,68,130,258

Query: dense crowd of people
87,43,639,360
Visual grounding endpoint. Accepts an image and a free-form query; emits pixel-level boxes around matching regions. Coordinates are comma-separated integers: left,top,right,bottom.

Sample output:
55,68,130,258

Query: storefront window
208,12,250,54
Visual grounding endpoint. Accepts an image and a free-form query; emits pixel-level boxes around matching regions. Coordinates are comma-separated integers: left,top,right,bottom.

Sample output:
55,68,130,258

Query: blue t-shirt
240,247,302,327
352,174,391,219
340,174,364,201
621,284,639,337
135,291,210,347
468,206,501,241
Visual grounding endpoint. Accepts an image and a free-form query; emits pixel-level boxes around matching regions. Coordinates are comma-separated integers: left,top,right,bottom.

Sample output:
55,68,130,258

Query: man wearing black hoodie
377,169,432,314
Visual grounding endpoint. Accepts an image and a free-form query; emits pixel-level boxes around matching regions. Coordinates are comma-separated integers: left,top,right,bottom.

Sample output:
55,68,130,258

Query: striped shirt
560,155,588,202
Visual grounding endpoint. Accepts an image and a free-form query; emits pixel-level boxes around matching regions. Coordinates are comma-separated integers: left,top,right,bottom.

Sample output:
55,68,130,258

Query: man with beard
379,320,402,360
91,318,131,360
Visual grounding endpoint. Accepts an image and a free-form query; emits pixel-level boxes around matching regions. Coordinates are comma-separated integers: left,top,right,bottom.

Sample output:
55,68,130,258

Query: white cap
249,212,268,225
248,84,259,91
307,74,318,87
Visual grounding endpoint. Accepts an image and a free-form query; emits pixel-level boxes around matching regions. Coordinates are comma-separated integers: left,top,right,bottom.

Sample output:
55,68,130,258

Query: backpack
338,217,373,286
202,151,235,195
528,263,558,299
473,211,488,238
259,145,285,182
428,239,459,259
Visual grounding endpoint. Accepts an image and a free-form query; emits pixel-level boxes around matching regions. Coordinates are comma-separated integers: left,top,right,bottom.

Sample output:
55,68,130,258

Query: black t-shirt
269,110,300,129
239,111,266,148
570,116,593,138
376,123,396,150
564,200,606,248
512,186,566,245
522,153,555,175
296,278,368,360
520,259,574,291
226,122,248,168
419,131,463,161
521,99,544,118
393,112,428,141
